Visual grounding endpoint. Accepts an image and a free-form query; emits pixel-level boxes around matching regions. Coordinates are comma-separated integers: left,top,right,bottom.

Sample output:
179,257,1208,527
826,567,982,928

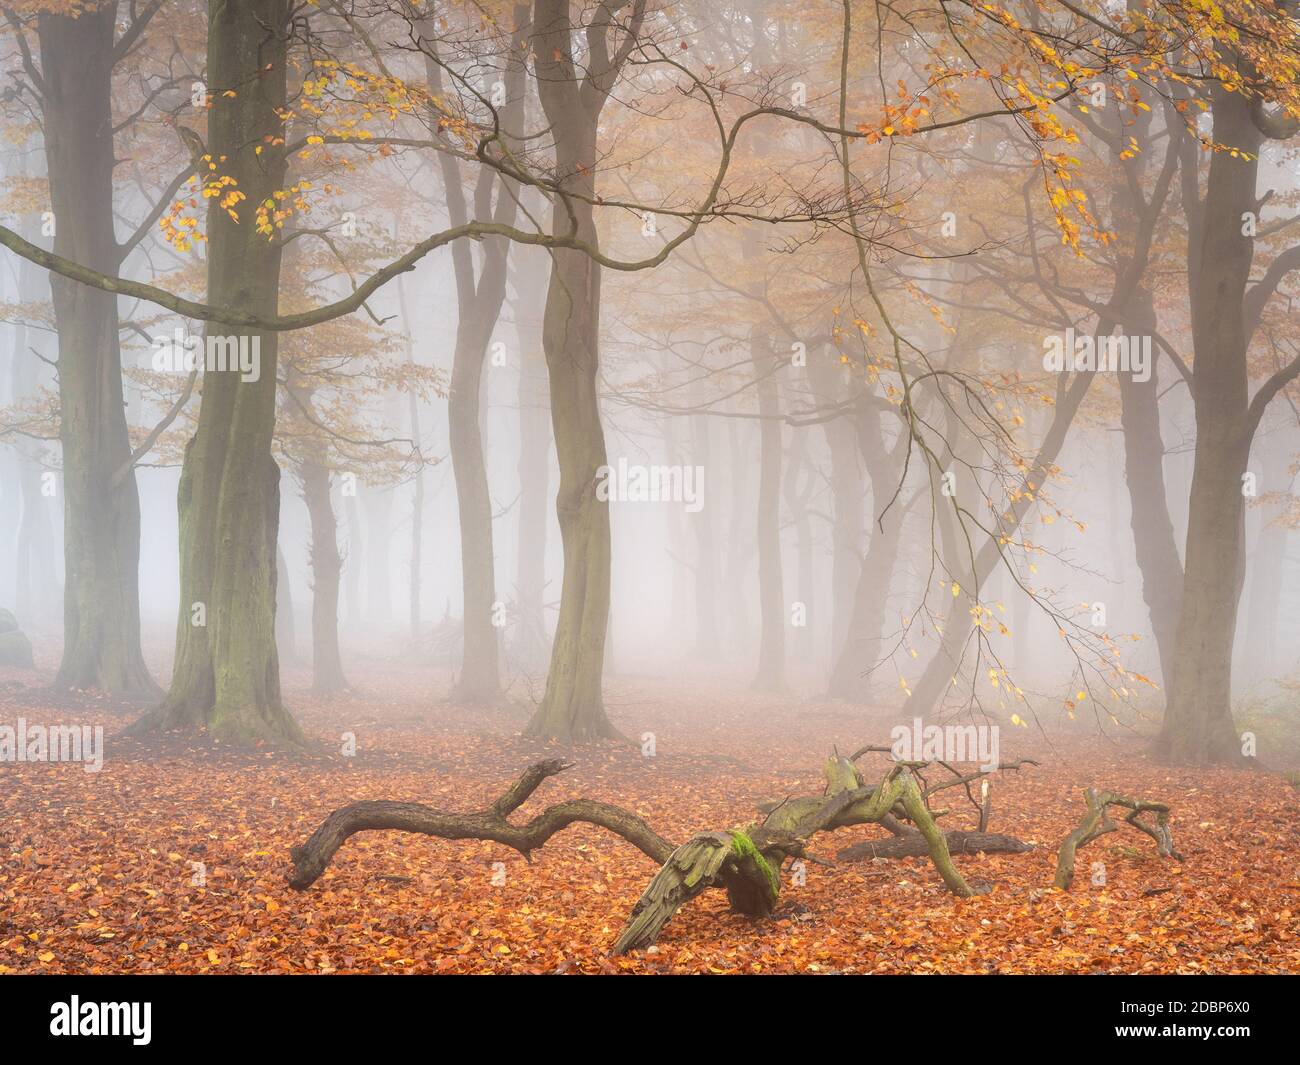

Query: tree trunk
750,326,786,692
38,5,157,697
420,8,527,703
363,484,393,623
1117,324,1184,689
301,458,348,693
446,307,501,703
133,0,300,744
828,398,901,701
514,250,551,669
344,492,362,629
1156,89,1262,765
689,407,719,660
523,0,638,742
396,277,424,640
808,346,864,670
782,426,815,668
276,546,298,666
523,202,617,740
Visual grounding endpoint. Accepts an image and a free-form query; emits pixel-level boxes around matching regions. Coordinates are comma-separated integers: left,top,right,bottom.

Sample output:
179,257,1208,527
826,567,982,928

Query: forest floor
2,659,1299,974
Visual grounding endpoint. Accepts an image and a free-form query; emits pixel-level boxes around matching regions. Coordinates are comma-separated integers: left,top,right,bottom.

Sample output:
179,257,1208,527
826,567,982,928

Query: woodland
1,0,1299,976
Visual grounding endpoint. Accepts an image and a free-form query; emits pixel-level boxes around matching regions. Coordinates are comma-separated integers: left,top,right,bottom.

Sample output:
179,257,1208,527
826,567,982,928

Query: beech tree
417,5,527,706
2,0,184,697
520,0,648,740
1155,3,1300,763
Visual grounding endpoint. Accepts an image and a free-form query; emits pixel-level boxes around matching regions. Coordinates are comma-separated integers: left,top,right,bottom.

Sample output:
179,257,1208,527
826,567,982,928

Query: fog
1,0,1299,982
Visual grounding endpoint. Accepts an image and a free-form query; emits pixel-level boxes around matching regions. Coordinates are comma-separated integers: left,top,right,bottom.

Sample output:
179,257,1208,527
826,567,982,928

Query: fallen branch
838,830,1034,862
287,759,673,889
287,749,980,953
1053,788,1185,890
285,752,1181,955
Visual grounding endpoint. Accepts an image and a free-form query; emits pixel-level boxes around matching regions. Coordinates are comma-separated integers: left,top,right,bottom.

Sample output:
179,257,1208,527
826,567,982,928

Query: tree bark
1118,331,1184,689
1156,87,1264,765
422,14,527,704
133,0,300,743
523,0,644,741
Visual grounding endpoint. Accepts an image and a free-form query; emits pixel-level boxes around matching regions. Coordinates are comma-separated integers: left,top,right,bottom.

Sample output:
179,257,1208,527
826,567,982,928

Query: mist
1,0,1298,987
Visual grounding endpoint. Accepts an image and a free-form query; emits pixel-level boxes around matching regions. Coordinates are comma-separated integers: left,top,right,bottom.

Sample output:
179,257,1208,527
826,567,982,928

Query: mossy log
611,831,734,955
611,754,980,953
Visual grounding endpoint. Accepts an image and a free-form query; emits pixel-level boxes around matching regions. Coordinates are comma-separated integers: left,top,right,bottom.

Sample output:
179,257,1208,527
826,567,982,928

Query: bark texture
522,0,646,741
133,0,300,743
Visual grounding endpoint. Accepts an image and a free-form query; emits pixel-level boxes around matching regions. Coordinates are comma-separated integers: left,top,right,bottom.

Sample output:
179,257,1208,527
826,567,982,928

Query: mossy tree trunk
134,0,300,744
37,4,157,698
